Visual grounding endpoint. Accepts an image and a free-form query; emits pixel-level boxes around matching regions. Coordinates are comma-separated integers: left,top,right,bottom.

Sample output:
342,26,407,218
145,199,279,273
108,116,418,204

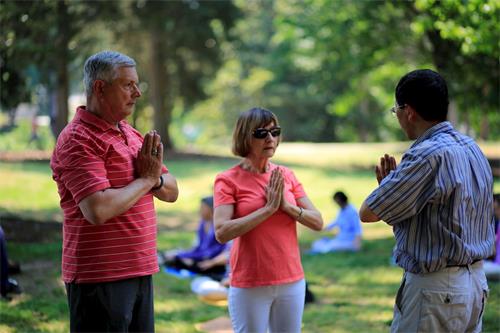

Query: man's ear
406,105,418,122
93,80,105,97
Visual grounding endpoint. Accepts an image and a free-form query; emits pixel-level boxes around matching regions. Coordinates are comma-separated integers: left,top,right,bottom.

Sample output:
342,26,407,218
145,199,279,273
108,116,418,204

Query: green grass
0,143,499,332
0,162,63,222
2,233,499,332
1,141,498,224
0,117,54,152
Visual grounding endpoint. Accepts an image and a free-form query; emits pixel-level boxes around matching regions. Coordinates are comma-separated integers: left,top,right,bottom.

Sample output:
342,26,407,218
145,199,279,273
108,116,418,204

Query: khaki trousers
391,261,488,333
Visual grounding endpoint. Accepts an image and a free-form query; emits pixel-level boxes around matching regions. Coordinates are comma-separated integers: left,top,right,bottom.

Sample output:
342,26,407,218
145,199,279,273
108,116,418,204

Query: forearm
282,204,323,231
79,177,156,225
215,206,274,243
205,251,229,267
325,221,337,231
152,173,178,202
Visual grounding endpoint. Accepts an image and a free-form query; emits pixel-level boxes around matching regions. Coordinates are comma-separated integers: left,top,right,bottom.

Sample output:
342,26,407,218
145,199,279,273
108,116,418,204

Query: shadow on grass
300,237,399,332
1,214,62,242
0,250,68,333
3,230,500,333
156,210,198,232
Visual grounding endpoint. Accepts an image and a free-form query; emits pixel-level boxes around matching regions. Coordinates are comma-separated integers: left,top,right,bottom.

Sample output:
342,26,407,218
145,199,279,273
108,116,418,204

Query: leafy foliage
187,0,498,143
1,0,498,145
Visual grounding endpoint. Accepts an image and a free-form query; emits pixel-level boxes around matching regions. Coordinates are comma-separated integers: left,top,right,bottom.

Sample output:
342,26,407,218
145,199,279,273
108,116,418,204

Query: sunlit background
1,1,499,332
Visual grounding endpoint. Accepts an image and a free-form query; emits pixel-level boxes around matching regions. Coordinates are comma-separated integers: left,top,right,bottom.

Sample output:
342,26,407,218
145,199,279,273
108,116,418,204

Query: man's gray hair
83,51,136,97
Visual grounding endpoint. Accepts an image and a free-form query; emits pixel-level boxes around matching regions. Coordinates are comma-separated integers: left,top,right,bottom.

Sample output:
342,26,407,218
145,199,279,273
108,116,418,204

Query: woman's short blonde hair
232,107,280,157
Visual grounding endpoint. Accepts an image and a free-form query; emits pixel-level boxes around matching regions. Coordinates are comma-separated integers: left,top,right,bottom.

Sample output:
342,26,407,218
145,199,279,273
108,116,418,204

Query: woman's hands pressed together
265,168,284,214
270,167,324,231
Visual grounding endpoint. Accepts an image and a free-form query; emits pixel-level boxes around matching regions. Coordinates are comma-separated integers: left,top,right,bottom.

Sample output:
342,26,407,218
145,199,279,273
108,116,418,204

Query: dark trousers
65,275,154,333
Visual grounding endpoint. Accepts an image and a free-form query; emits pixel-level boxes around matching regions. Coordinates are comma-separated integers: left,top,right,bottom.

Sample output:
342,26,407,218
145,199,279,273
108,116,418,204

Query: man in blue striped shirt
359,69,495,333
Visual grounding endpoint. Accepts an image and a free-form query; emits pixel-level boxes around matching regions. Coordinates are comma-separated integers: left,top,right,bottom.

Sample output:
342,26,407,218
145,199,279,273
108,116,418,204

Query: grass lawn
2,231,499,332
0,142,499,332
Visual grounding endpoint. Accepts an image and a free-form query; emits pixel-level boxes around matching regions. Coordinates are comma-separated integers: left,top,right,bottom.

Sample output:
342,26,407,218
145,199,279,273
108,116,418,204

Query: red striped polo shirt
51,106,167,283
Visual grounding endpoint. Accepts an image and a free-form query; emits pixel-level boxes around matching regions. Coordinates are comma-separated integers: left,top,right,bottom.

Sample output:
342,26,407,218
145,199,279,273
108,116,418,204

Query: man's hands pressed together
136,130,163,188
375,154,397,184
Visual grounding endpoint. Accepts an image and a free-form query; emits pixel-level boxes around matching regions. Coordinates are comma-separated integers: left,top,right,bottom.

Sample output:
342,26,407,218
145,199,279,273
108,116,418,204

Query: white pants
391,261,489,333
228,279,305,333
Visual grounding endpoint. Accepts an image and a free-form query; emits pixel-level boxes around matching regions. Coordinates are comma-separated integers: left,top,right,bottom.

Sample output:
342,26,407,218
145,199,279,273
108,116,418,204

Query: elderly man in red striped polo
51,51,178,332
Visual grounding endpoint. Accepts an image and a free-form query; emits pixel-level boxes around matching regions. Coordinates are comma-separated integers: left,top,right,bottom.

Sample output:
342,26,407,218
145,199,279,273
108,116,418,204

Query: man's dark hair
395,69,449,122
333,191,348,204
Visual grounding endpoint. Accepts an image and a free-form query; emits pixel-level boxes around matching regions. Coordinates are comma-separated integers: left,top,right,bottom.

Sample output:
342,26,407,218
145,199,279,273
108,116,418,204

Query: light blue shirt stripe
366,122,495,273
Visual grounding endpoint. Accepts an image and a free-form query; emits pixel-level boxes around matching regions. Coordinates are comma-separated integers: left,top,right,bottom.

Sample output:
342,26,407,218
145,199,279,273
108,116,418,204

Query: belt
446,259,481,268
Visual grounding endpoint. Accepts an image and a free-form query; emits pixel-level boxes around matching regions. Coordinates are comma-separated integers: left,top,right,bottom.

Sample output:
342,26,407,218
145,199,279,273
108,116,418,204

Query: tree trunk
51,1,70,139
357,97,369,142
149,30,174,150
7,107,16,127
479,114,489,140
461,109,471,136
448,100,459,129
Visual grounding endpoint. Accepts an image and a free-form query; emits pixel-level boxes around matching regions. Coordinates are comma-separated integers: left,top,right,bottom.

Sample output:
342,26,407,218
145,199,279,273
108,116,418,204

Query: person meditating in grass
309,191,362,254
159,196,228,280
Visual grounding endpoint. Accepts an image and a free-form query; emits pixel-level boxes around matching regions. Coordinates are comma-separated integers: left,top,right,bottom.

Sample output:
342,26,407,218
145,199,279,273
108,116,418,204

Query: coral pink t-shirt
214,163,306,288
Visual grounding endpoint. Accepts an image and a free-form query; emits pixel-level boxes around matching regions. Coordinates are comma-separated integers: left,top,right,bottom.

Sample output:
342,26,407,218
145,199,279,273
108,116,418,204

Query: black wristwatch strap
152,175,164,191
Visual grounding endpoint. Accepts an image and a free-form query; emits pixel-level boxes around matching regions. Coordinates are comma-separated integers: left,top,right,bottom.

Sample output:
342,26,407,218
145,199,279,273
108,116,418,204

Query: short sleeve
365,151,437,225
57,135,110,204
214,175,236,207
285,168,306,199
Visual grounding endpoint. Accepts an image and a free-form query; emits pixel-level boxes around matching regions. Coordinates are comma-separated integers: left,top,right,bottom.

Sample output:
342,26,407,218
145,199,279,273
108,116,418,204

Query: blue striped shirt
366,122,495,273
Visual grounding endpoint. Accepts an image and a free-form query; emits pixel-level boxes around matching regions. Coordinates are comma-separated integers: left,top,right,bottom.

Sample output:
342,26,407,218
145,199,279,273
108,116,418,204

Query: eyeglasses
252,127,281,139
390,104,406,115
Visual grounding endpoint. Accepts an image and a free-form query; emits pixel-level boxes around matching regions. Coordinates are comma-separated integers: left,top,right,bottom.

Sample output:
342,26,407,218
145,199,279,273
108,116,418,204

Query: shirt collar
411,121,453,148
75,106,127,133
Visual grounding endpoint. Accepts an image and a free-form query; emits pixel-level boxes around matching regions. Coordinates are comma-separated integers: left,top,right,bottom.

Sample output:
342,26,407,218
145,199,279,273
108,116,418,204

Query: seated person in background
159,196,227,280
191,242,232,305
310,191,362,253
0,226,22,301
484,193,500,280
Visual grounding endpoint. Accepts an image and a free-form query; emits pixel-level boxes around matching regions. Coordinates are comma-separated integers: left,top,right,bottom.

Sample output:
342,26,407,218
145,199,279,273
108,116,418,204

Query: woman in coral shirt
214,107,323,333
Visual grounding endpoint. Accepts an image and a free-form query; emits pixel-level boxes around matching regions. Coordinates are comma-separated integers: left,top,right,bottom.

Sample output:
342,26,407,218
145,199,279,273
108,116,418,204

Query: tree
122,0,240,149
190,0,498,143
0,1,45,126
190,0,423,142
401,0,499,139
0,0,121,138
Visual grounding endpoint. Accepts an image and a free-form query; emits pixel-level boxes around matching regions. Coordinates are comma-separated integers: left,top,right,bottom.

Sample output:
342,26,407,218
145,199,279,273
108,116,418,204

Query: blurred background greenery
1,0,499,150
1,0,499,332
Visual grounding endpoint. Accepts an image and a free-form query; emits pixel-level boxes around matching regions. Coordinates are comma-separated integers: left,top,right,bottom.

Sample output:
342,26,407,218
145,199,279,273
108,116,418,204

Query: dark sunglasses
252,127,281,139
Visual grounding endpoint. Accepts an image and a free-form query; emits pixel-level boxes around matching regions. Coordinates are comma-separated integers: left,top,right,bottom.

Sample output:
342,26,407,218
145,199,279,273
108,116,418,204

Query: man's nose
132,83,141,97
